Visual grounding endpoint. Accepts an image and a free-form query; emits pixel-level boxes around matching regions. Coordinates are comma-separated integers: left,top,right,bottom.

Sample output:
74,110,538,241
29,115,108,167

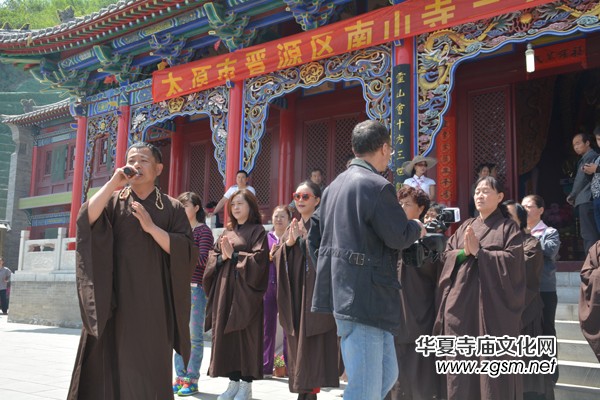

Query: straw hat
402,155,438,174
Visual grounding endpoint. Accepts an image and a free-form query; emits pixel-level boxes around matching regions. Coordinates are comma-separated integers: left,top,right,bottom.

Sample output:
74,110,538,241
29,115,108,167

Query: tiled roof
0,0,136,43
1,99,71,126
0,0,196,54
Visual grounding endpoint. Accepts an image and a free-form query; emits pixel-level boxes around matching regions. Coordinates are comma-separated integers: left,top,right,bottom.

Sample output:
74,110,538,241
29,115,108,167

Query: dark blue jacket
309,158,421,334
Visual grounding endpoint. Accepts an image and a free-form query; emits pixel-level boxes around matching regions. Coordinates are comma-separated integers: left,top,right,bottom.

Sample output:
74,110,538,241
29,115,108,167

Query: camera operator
386,187,441,400
424,202,444,233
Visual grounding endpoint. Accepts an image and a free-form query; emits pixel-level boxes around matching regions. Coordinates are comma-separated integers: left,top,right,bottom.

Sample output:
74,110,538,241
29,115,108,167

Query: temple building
1,0,600,270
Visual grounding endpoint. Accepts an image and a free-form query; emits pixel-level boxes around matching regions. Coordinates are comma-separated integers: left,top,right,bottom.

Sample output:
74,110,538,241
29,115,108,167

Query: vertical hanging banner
392,63,412,191
153,0,555,102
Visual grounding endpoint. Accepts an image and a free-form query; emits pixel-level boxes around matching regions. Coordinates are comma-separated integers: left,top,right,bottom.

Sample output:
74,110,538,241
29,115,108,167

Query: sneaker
217,380,240,400
233,381,252,400
172,377,183,394
177,381,198,397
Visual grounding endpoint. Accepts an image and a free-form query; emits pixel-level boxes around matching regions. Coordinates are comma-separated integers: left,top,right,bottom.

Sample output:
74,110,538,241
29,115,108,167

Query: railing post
18,230,29,271
55,228,66,271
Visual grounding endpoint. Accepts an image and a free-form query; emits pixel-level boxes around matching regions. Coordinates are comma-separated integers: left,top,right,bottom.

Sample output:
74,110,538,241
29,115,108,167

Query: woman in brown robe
203,189,269,400
579,240,600,362
434,177,525,400
505,200,546,399
68,143,197,400
386,186,440,400
274,181,339,400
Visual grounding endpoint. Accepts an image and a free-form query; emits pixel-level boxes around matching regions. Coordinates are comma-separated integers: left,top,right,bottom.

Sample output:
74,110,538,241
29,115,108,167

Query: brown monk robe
68,189,197,400
385,255,442,400
203,223,269,379
520,234,546,397
274,219,339,395
434,208,526,400
579,240,600,362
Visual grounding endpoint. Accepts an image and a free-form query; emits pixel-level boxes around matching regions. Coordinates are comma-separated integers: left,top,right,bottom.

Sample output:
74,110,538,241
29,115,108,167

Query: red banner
535,38,587,71
153,0,554,102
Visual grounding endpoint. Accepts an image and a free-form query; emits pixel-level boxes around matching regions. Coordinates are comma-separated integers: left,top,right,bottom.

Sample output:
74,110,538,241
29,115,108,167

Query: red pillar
168,118,184,197
224,80,244,224
116,105,130,168
437,102,457,206
69,116,88,237
29,145,38,196
278,95,296,205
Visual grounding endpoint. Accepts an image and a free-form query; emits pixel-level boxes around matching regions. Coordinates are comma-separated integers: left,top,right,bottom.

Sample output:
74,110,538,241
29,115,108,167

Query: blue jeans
174,285,207,382
336,318,398,400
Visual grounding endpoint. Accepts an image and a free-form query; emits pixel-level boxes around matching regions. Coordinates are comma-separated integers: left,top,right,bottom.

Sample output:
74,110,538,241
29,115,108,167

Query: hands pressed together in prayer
286,218,305,247
221,236,234,260
463,225,481,257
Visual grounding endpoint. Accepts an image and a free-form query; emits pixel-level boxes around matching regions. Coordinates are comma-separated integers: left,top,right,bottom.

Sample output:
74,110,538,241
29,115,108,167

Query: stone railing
16,224,274,274
18,227,76,273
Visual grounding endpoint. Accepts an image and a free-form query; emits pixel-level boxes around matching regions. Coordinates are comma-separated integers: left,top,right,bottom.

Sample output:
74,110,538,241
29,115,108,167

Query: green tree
0,0,117,29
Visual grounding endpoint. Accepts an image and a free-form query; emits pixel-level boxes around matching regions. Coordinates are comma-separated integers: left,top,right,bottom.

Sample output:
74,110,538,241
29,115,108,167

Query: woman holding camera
386,186,440,400
434,177,525,400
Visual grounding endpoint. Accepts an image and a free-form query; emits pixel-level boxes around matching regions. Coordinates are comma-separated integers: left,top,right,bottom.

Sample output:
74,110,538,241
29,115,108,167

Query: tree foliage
0,0,117,30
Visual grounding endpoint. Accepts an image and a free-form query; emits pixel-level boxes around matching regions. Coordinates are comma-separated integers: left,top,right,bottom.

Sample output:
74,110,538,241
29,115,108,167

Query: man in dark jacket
309,120,423,400
567,132,599,254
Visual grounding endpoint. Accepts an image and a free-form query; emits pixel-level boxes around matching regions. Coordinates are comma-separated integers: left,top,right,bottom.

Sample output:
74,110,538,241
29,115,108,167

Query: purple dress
263,231,281,373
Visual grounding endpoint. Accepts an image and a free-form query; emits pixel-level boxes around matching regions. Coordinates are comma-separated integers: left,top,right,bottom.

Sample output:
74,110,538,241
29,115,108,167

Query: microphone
123,167,138,177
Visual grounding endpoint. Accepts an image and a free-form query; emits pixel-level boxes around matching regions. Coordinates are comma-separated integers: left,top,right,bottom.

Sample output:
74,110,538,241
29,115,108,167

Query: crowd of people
64,121,600,400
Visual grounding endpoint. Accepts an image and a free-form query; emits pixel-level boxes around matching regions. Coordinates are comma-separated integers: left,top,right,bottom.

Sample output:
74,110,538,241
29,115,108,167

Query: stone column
4,123,35,269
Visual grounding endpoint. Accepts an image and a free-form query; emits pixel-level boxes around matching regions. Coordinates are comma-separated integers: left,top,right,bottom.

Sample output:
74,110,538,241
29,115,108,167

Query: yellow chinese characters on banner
153,0,554,102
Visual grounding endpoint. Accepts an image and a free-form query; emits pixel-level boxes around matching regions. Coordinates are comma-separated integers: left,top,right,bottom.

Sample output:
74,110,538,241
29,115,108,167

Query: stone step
556,303,579,321
557,320,584,341
558,340,599,364
557,360,600,388
555,383,600,400
556,271,580,288
557,286,580,304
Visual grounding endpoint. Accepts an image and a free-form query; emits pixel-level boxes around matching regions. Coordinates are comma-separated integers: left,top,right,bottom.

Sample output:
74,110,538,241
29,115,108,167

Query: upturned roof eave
0,0,202,55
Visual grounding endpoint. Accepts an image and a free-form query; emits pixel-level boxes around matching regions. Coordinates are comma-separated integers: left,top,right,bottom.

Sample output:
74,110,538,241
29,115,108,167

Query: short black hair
475,163,489,174
297,180,322,199
236,170,249,177
503,199,527,230
475,176,509,219
574,132,592,146
177,192,206,223
523,194,545,209
126,142,162,163
351,120,390,156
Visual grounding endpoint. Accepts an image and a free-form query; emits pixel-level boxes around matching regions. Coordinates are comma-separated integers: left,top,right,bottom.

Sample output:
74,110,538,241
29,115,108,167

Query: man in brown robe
434,208,525,400
579,240,600,362
274,218,339,399
203,222,269,380
68,143,197,400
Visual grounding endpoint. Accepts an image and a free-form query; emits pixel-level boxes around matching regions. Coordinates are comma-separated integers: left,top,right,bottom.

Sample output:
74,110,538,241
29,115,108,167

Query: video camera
425,207,460,234
402,207,461,268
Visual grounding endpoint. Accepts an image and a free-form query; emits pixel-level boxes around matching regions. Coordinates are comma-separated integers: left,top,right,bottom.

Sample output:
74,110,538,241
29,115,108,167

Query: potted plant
273,354,287,377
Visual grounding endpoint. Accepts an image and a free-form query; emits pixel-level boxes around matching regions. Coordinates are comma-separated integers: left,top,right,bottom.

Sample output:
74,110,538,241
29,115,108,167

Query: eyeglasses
293,192,316,201
385,142,395,156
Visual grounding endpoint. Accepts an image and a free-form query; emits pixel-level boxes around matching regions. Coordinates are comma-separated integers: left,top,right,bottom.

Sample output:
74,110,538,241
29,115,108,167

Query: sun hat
402,155,438,174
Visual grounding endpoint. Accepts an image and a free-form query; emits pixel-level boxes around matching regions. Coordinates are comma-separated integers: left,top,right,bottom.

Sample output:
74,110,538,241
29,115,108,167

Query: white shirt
224,185,256,199
403,175,436,194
